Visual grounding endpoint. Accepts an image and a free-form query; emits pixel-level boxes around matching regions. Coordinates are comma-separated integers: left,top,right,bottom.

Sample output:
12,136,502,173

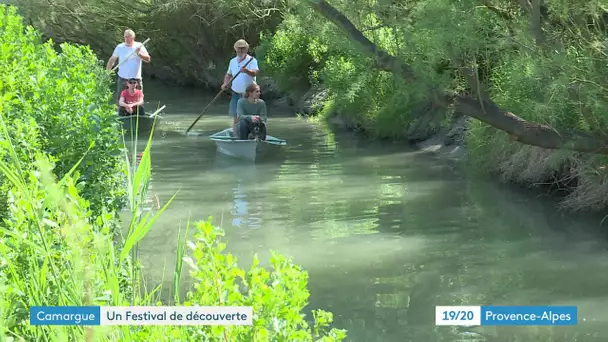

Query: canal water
127,82,608,341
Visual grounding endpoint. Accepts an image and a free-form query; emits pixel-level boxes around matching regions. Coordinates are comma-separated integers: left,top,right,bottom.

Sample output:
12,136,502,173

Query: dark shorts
229,91,242,117
119,105,146,116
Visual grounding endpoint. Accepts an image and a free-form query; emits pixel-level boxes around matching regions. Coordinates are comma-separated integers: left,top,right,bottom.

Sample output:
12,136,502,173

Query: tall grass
119,108,176,306
0,106,346,341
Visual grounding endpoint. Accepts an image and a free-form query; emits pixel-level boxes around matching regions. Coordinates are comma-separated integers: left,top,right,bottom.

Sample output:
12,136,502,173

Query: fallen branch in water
154,193,160,210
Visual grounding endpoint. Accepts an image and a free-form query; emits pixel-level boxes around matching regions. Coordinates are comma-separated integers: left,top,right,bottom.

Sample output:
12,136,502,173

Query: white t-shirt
112,42,148,79
227,55,258,94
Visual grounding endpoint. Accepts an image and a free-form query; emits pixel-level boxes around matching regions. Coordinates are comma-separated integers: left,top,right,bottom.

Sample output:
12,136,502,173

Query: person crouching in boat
118,78,146,116
236,83,267,140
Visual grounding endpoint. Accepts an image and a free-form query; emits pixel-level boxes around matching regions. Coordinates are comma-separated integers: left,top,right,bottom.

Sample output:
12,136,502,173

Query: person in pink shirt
118,78,146,116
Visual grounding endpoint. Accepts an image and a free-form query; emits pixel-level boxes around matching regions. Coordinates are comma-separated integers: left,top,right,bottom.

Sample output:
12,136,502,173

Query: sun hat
234,39,249,49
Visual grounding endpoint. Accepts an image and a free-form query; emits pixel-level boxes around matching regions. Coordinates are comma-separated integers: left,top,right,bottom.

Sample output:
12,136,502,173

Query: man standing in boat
221,39,259,134
106,29,151,104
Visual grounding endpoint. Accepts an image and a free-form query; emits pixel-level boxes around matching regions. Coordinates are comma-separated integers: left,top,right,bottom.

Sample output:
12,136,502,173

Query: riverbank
322,110,468,160
273,84,608,218
274,81,470,161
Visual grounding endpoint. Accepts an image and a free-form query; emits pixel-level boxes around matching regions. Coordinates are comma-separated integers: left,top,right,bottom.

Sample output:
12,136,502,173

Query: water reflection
232,180,249,228
211,156,283,230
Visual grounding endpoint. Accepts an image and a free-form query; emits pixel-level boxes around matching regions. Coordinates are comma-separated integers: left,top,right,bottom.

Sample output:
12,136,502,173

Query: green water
127,82,608,341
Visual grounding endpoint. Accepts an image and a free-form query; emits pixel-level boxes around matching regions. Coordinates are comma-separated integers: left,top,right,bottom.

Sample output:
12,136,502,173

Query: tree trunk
305,0,608,155
530,0,544,45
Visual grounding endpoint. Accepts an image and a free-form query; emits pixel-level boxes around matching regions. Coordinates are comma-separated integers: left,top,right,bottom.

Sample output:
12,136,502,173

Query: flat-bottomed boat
209,128,287,161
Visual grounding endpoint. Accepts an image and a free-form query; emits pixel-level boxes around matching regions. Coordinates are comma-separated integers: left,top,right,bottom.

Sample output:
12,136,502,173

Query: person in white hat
221,39,259,134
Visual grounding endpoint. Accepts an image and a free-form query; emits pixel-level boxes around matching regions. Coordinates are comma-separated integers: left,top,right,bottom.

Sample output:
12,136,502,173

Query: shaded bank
7,0,284,89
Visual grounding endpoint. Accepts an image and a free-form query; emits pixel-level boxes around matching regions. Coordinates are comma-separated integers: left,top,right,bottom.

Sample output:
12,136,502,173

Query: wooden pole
185,57,254,134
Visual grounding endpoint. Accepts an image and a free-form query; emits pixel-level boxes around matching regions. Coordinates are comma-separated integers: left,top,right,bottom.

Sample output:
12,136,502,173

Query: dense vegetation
257,0,608,211
0,5,345,340
0,2,125,220
7,0,284,87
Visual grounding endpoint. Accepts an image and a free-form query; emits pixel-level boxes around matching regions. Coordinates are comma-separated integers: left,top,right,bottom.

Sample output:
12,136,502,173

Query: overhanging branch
306,0,608,155
308,0,417,80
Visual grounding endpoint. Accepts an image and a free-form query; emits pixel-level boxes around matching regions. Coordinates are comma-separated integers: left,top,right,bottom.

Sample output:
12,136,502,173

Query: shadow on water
129,81,608,342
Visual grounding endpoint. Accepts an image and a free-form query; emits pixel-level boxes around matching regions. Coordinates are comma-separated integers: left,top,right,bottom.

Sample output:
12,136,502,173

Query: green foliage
258,19,322,95
0,5,125,219
465,0,608,210
181,222,346,341
259,5,433,140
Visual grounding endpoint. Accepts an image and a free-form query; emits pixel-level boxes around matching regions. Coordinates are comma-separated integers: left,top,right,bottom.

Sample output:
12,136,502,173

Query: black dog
247,119,267,140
